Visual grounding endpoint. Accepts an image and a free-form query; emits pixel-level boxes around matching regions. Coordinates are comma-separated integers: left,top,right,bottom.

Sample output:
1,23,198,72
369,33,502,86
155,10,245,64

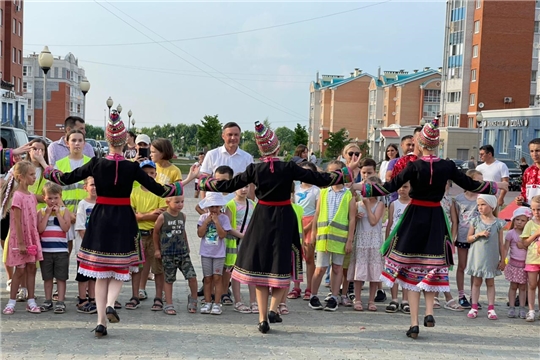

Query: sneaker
324,292,332,302
40,301,54,312
374,289,387,302
309,296,324,310
200,302,212,314
507,307,516,318
526,310,535,322
458,296,471,309
197,285,204,297
519,307,527,319
16,288,28,302
324,297,338,312
210,303,222,315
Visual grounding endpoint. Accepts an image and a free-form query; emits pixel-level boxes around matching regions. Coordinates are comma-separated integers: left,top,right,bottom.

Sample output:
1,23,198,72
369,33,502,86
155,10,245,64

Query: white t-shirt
476,160,509,182
74,199,95,255
390,199,409,232
200,145,253,176
294,184,320,216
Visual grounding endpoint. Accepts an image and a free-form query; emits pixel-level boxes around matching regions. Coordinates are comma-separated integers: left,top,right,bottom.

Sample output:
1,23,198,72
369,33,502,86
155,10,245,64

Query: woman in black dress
42,110,198,337
353,119,508,339
199,121,361,333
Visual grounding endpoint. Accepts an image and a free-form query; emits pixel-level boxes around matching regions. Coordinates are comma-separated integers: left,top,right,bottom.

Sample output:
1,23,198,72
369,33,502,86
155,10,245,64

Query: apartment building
23,52,86,139
440,0,536,128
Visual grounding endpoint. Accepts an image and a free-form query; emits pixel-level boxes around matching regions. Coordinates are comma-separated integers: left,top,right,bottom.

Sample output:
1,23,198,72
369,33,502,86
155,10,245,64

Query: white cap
135,134,151,145
198,192,227,209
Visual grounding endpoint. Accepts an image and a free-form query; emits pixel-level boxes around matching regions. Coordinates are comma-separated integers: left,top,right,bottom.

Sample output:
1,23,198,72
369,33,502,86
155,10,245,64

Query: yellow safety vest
316,188,352,254
29,172,47,210
292,203,304,243
224,199,256,267
56,156,91,213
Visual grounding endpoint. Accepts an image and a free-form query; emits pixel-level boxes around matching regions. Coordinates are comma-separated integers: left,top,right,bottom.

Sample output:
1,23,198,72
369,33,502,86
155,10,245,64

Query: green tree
293,123,309,147
275,126,295,155
359,141,370,159
85,124,104,140
241,141,260,157
324,128,349,159
196,115,222,151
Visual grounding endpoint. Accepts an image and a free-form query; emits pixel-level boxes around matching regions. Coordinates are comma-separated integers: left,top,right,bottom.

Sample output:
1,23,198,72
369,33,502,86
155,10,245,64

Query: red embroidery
391,154,418,179
522,165,540,201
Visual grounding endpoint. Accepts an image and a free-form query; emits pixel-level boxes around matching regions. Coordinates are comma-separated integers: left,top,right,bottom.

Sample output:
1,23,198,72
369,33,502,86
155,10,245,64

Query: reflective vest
224,199,256,267
56,156,91,213
316,188,352,254
29,172,47,210
292,203,304,244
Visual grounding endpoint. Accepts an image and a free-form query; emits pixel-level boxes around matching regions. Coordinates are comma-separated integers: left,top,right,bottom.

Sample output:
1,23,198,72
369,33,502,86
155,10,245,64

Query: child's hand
189,164,200,178
154,249,161,259
17,243,27,255
345,240,353,254
356,212,364,219
478,230,490,238
152,208,165,216
498,259,506,271
46,206,53,214
70,213,76,224
210,213,219,223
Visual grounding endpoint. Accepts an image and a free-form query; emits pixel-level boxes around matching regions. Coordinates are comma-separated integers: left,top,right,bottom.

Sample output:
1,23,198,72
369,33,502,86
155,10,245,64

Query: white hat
512,206,533,220
135,134,151,145
199,192,227,209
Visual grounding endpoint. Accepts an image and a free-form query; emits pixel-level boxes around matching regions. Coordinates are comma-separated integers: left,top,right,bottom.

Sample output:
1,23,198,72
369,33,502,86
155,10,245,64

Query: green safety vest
315,188,352,254
28,172,47,210
56,156,91,213
224,199,256,267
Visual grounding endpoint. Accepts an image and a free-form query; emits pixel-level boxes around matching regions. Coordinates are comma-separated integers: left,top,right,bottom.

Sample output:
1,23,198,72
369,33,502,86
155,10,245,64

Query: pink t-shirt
506,229,527,262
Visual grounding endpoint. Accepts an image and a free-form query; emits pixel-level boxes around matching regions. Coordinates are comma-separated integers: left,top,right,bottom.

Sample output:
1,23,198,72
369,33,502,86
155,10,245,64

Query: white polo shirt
476,160,509,182
200,145,253,176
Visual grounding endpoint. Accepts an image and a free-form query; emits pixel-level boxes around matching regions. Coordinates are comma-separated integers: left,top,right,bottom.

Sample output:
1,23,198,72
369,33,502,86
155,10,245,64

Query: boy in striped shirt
38,182,71,314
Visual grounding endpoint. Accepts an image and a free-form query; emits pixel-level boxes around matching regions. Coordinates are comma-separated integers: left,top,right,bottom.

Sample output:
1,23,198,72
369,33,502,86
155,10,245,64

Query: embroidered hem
232,267,290,288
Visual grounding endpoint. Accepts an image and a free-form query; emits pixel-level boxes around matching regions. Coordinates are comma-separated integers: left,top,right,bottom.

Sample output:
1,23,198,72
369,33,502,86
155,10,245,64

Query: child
1,161,43,314
520,195,540,322
151,138,182,184
224,185,257,314
465,194,506,320
289,161,320,301
384,181,411,314
37,182,71,314
197,192,232,315
453,169,483,309
128,160,167,311
309,160,356,312
74,176,98,313
154,195,199,315
348,175,384,311
504,207,531,319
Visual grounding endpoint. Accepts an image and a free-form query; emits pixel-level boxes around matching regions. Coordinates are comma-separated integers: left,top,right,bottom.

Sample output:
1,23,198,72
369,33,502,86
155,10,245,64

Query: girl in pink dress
1,161,43,314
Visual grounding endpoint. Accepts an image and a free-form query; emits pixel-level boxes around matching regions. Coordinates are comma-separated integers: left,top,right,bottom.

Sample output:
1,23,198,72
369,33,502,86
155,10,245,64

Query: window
12,47,16,63
77,104,81,113
470,93,476,106
54,67,59,78
532,70,538,82
514,129,523,147
499,130,509,154
18,50,21,64
423,104,440,118
28,99,32,109
486,130,496,146
531,94,536,106
23,65,27,76
468,117,474,128
448,114,460,127
471,69,477,82
535,47,540,59
536,21,540,33
0,10,3,26
474,21,480,33
22,81,26,92
473,45,479,58
424,89,441,103
535,129,540,138
18,21,21,36
12,18,16,34
23,82,31,93
447,91,462,102
476,0,481,9
27,115,32,126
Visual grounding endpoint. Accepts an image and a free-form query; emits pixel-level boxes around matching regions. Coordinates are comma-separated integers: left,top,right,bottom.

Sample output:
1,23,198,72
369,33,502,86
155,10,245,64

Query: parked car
450,159,469,174
1,126,29,150
86,139,103,158
99,140,109,156
498,159,522,178
28,135,53,146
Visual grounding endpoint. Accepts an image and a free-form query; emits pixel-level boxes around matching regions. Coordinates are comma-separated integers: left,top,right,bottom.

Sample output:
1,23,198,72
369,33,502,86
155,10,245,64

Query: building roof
311,73,375,90
377,69,440,88
381,130,399,138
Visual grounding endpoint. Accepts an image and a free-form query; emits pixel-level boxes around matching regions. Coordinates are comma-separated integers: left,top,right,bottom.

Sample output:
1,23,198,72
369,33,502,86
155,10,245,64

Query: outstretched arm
43,159,93,186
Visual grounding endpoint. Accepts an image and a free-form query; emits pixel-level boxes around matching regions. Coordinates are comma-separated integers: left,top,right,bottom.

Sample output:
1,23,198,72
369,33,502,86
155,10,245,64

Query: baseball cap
140,160,156,169
135,134,151,145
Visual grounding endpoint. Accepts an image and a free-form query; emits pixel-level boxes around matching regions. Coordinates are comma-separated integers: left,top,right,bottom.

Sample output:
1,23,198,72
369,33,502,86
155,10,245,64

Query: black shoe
459,296,471,309
406,325,419,339
309,296,324,310
106,306,120,323
197,285,204,297
268,310,282,323
348,282,355,294
258,321,270,334
92,324,108,337
424,314,435,327
374,289,387,302
324,297,338,312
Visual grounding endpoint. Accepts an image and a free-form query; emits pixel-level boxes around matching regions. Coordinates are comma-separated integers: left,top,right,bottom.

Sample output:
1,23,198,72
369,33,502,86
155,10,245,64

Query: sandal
77,301,97,314
354,300,364,311
163,304,177,315
221,293,233,306
125,297,141,310
467,308,478,319
250,302,259,314
114,300,122,309
26,302,41,314
303,289,312,301
138,289,148,300
385,300,399,313
234,302,252,314
3,305,15,315
151,297,163,311
444,298,464,312
433,297,441,309
401,302,410,314
40,301,54,312
341,295,352,307
368,301,377,312
187,295,197,313
487,309,498,320
54,301,66,314
278,303,289,315
287,288,301,299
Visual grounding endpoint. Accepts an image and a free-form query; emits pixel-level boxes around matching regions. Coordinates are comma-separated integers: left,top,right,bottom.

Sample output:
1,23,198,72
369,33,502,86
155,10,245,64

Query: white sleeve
74,202,87,230
500,163,509,178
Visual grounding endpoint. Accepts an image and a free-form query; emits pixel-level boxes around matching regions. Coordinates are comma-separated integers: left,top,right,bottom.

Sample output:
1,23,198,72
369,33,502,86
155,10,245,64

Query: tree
196,115,222,151
324,128,349,159
241,141,260,157
293,123,309,148
359,141,370,159
85,124,104,140
275,126,295,155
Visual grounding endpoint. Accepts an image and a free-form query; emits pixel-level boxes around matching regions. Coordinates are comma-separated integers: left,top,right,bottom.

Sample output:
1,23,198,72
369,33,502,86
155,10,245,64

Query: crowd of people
0,112,539,339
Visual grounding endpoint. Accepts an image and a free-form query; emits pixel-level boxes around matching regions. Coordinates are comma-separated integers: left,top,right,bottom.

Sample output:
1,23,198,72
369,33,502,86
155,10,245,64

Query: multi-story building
24,52,86,139
0,0,27,129
440,0,536,129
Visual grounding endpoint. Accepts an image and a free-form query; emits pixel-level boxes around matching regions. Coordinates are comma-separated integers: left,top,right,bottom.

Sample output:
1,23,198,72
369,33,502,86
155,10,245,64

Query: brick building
23,52,87,139
0,0,27,129
440,0,536,128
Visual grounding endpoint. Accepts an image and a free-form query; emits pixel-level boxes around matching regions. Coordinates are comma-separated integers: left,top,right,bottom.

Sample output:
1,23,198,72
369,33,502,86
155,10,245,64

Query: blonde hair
531,195,540,204
342,143,360,159
1,161,35,218
466,169,482,179
43,182,62,196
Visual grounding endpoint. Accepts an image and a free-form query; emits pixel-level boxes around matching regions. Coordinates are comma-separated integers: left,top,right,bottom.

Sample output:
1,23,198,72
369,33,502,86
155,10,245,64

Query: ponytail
0,173,17,219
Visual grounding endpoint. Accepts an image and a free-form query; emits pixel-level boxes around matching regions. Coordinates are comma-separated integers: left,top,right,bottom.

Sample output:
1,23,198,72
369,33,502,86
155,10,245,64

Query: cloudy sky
24,0,445,131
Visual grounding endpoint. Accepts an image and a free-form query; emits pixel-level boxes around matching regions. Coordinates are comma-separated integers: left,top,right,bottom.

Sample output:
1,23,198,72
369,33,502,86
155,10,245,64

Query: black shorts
454,241,470,249
1,213,9,241
195,181,200,191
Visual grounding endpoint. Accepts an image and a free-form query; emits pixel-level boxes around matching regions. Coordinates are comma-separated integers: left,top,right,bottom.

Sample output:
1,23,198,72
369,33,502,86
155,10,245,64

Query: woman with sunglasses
379,144,400,181
342,144,362,183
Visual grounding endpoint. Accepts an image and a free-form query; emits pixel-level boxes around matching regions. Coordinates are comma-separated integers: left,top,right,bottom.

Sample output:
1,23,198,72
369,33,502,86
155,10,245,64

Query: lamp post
117,104,123,115
106,97,113,131
180,136,185,152
323,141,328,158
131,118,135,132
476,112,484,151
80,77,90,120
38,46,54,139
127,110,132,130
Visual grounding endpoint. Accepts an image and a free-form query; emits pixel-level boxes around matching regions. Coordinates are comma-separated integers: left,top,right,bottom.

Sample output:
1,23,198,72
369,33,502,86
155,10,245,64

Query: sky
24,0,446,131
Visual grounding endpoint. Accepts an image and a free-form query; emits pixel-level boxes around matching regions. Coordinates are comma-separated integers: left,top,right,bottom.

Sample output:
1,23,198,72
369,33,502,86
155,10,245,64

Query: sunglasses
348,152,360,157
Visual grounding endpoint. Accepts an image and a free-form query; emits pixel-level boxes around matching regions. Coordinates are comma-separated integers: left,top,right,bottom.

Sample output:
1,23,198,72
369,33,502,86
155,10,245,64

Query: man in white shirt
476,144,509,207
47,116,95,167
200,122,254,199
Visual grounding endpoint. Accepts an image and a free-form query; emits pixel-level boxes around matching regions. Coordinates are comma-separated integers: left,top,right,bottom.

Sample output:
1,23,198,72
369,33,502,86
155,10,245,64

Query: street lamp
106,97,113,131
476,112,484,150
127,110,132,130
117,104,123,114
38,46,54,139
131,117,135,131
80,77,90,120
